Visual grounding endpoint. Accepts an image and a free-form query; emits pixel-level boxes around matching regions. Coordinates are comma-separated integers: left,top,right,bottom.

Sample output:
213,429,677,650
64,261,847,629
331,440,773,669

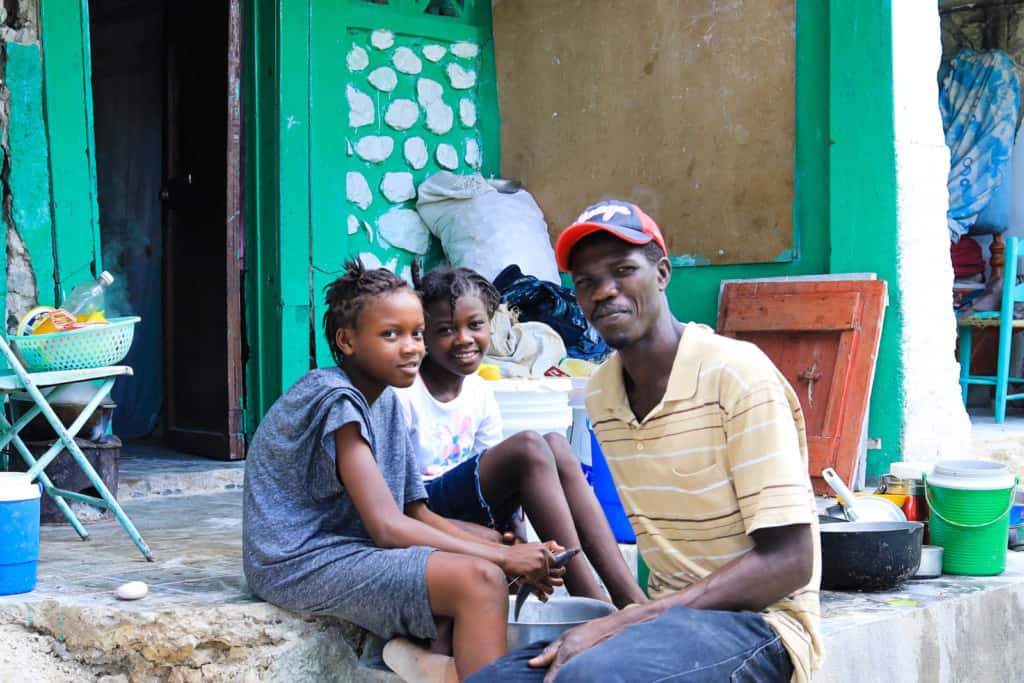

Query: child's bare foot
383,638,458,683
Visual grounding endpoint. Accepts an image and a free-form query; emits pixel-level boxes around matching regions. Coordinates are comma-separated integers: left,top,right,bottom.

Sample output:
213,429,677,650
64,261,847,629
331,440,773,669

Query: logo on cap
577,204,632,224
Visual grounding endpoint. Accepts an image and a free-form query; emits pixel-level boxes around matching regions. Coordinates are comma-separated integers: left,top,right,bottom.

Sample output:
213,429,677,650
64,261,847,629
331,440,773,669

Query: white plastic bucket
490,378,573,442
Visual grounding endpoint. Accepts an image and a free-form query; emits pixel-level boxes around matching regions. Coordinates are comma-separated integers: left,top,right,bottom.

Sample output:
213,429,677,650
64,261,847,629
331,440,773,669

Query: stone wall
0,0,42,332
941,2,1024,105
893,2,973,463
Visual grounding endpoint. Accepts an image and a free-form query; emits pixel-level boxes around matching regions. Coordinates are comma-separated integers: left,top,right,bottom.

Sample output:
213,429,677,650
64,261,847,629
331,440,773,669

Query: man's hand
500,540,563,586
528,608,640,682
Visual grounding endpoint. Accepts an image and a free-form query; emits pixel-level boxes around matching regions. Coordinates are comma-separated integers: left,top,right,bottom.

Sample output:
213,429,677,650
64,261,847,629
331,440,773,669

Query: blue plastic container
0,472,41,595
587,429,636,543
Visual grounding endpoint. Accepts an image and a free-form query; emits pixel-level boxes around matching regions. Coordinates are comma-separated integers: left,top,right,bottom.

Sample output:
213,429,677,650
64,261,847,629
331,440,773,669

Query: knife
513,547,581,622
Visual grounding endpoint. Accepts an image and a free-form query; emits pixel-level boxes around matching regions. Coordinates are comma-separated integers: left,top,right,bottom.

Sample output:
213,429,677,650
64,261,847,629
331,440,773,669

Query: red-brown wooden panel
718,293,861,333
717,280,887,495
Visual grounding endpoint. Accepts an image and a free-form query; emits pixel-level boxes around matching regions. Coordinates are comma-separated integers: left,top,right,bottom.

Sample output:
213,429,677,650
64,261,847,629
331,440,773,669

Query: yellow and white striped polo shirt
585,323,822,683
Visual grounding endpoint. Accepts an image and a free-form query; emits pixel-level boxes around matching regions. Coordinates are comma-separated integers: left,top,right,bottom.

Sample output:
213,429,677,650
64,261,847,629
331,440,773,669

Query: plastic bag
494,265,610,362
416,172,561,283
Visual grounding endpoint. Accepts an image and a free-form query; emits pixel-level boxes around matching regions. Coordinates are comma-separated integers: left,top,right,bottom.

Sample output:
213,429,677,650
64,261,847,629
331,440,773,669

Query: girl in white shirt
396,266,645,608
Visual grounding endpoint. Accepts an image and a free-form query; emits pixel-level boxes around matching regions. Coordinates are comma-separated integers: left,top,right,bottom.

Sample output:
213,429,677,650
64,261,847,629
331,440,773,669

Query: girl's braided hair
411,260,501,321
323,258,414,366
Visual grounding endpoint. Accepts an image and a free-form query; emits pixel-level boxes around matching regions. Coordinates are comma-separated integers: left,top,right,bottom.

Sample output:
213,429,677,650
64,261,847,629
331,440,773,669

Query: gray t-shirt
242,367,437,639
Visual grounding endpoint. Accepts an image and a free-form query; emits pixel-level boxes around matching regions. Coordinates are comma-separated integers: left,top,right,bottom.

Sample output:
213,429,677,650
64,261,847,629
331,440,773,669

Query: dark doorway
89,0,244,460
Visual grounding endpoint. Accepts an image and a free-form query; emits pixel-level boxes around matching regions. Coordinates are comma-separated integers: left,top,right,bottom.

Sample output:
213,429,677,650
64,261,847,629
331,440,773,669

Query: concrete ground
4,442,1024,682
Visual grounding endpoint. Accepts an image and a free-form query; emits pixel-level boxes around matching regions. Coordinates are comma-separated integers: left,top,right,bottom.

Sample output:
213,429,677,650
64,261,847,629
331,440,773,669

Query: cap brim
555,222,655,272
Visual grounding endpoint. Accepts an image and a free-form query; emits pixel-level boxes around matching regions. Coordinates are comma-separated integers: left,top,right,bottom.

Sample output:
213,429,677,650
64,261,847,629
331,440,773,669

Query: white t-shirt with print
396,373,504,479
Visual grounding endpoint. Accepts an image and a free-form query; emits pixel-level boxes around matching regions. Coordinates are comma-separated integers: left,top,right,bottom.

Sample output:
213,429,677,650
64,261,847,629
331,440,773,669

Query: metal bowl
507,596,616,651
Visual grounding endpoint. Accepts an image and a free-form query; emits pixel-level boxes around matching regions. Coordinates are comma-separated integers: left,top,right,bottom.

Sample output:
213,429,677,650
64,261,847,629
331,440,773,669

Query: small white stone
115,581,148,601
404,137,428,170
347,139,353,156
451,42,479,59
436,143,459,170
417,78,444,106
381,172,417,203
346,45,369,71
384,99,419,131
369,66,398,92
378,208,431,254
371,30,394,50
348,215,360,235
465,138,481,169
363,220,374,242
426,101,454,135
423,45,447,62
446,63,476,90
347,85,374,128
459,99,476,127
355,136,395,163
393,46,422,75
359,252,384,269
346,172,373,209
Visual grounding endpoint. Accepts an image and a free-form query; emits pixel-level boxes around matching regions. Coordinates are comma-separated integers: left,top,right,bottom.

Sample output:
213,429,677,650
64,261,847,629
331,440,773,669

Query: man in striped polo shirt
468,201,822,683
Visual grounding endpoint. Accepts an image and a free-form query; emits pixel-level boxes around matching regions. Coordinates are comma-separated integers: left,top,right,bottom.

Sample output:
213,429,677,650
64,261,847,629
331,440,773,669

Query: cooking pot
10,396,115,444
507,596,616,651
820,521,924,590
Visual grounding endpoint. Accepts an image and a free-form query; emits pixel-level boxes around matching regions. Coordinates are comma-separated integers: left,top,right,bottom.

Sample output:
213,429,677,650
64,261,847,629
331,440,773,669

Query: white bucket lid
926,459,1017,491
0,472,40,502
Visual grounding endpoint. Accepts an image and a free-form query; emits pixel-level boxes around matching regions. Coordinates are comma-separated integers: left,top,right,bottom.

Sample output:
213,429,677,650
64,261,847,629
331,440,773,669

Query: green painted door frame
19,0,104,310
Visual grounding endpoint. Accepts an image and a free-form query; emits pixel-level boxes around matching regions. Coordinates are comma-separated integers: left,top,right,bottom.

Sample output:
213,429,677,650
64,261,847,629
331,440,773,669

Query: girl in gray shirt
243,260,562,680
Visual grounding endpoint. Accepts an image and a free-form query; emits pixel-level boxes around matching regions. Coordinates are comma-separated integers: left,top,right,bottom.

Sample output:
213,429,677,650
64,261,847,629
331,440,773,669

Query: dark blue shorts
425,451,515,531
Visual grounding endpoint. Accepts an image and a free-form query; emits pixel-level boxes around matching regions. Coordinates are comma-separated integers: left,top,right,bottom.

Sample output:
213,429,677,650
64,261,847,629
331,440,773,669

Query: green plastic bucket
924,460,1018,576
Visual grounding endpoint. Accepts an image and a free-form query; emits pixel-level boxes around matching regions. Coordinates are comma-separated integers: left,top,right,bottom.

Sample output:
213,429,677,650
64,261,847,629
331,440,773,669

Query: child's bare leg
478,431,608,602
425,552,508,680
543,433,647,608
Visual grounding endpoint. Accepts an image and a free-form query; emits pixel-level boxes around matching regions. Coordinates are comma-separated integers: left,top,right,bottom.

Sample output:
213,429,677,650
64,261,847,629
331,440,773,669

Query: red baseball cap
555,200,668,272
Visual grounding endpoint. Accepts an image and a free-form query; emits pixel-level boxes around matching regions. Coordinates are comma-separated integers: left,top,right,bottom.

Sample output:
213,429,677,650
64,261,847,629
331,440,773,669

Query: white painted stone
393,46,422,75
346,45,369,72
346,139,353,156
459,99,476,127
426,101,454,135
378,208,431,254
346,172,373,210
417,78,444,107
891,2,971,462
371,30,394,50
436,143,459,170
381,172,416,203
404,137,428,170
368,66,398,93
423,45,447,62
451,42,479,59
446,63,476,90
115,581,148,601
354,136,394,163
465,139,481,169
363,220,374,242
359,251,384,269
400,265,413,285
384,99,419,131
347,215,359,235
346,85,374,128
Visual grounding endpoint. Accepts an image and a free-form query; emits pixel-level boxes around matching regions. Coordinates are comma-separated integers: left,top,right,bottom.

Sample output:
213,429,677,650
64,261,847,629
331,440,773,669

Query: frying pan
820,521,924,590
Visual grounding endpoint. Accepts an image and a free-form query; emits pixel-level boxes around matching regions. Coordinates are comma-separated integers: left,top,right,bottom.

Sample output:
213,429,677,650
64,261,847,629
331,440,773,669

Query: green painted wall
828,0,901,480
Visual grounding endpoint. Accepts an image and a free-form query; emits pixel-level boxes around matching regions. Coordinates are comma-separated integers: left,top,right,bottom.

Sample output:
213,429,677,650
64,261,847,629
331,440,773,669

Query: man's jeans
466,605,794,683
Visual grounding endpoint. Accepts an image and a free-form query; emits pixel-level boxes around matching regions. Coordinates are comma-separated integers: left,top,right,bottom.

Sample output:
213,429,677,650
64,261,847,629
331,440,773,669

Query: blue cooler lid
0,473,40,501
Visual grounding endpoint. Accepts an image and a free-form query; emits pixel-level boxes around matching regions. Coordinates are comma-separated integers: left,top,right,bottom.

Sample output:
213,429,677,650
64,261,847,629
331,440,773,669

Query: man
468,200,822,683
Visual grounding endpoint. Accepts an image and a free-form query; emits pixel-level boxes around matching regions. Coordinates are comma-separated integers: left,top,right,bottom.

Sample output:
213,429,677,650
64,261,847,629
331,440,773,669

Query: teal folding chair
0,336,153,560
958,235,1024,423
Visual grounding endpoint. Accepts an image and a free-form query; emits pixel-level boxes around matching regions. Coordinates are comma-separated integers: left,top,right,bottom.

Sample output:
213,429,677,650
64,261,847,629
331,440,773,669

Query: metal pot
820,521,924,590
507,596,616,651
